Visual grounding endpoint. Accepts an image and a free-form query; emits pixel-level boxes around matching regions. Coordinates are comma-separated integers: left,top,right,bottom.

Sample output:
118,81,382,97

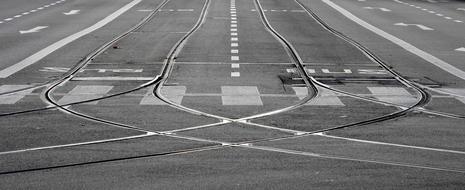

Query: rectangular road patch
222,86,263,105
0,85,34,104
292,87,344,106
140,86,186,105
368,87,417,105
57,85,113,105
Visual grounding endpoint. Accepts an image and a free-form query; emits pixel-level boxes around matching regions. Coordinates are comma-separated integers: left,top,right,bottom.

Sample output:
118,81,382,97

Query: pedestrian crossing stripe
1,85,464,106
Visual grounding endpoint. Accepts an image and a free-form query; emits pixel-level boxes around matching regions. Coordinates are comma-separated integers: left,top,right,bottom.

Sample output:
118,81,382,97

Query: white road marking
454,20,463,23
231,37,238,41
293,87,345,106
231,20,237,24
231,63,240,68
458,8,465,11
0,0,142,78
0,85,34,104
63,9,80,15
436,13,443,16
231,24,237,27
57,85,113,105
177,9,194,11
231,28,237,31
14,15,22,18
231,72,240,77
428,11,435,13
231,56,239,61
19,26,48,34
231,17,236,20
231,49,239,53
231,32,237,36
455,47,465,52
137,9,153,12
222,86,263,105
231,43,238,47
444,17,452,19
322,0,465,80
363,7,391,12
39,67,70,72
4,18,13,21
394,22,434,30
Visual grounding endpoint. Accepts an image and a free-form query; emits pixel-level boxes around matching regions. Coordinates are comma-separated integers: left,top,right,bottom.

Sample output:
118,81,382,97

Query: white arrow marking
363,7,391,12
19,26,48,34
455,47,465,52
63,10,80,15
394,23,434,30
457,8,465,11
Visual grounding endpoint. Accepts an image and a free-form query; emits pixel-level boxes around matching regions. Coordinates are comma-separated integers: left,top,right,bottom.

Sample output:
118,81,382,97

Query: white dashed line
231,28,237,31
231,49,239,53
231,56,240,61
231,20,237,23
231,37,238,41
14,15,22,18
4,18,13,21
231,17,237,20
436,14,443,16
231,24,237,27
231,43,238,47
454,20,463,23
231,64,240,68
231,72,240,77
231,32,237,36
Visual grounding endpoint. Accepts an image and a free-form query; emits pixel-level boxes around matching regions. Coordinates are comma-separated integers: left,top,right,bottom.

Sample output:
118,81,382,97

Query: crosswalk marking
222,86,263,105
140,86,186,105
0,85,34,104
57,85,113,105
367,87,418,105
3,84,465,107
292,87,345,106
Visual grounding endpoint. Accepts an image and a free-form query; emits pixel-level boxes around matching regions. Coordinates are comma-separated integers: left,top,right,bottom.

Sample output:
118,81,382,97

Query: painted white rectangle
231,56,239,61
231,32,238,36
58,85,113,105
231,43,238,47
368,87,417,105
231,14,237,17
231,17,237,20
231,28,237,31
231,49,239,53
0,0,142,78
231,20,237,23
0,85,34,104
222,86,263,105
231,63,240,68
231,24,237,27
231,72,240,77
231,37,238,41
293,87,344,106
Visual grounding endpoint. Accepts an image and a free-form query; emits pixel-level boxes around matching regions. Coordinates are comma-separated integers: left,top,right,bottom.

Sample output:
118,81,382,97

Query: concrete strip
222,86,263,105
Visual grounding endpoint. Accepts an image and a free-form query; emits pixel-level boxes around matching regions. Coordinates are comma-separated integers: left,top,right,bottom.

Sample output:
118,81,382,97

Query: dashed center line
394,0,463,24
230,0,240,77
0,0,67,24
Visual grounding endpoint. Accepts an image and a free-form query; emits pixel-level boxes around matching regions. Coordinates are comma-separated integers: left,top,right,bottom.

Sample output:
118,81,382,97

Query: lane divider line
323,0,465,80
0,0,142,78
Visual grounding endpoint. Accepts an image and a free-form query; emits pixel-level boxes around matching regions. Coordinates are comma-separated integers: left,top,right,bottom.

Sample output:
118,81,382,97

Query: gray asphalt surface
0,0,464,189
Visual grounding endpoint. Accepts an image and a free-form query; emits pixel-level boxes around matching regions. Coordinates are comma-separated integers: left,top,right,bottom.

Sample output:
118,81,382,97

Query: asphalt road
0,0,464,189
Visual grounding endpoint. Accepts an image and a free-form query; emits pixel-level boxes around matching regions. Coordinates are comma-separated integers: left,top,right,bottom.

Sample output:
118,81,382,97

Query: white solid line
316,133,465,155
231,72,240,77
322,0,465,80
231,63,240,68
72,77,154,81
0,0,142,78
231,49,239,53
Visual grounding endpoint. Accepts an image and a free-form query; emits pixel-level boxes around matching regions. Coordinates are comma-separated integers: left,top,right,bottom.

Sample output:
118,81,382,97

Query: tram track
1,0,464,177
